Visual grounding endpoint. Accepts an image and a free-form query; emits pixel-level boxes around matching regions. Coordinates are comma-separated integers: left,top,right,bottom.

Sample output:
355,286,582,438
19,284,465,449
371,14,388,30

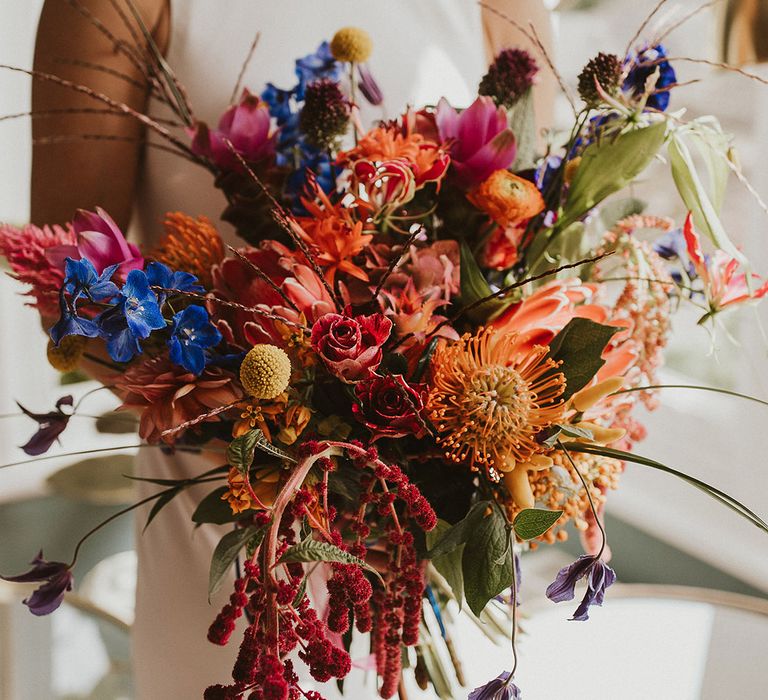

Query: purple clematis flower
189,89,275,172
17,395,73,456
168,305,222,375
47,208,143,275
546,554,616,621
435,96,517,189
1,551,74,615
469,671,522,700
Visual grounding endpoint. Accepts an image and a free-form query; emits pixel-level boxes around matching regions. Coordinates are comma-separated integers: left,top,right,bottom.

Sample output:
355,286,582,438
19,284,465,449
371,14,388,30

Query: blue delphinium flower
63,257,119,301
623,44,677,112
145,261,204,305
546,554,616,621
98,269,166,363
294,41,341,98
468,672,522,700
168,305,222,375
49,288,100,345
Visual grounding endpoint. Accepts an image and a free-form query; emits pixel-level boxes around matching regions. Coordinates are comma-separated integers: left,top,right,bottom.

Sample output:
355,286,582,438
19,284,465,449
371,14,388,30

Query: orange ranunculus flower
467,170,545,228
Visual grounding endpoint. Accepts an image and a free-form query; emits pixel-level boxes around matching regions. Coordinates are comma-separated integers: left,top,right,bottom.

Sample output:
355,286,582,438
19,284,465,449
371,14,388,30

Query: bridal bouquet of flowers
2,9,768,700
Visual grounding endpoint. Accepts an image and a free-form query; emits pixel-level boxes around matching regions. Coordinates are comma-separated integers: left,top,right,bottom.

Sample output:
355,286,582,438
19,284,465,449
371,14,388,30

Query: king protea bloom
427,328,566,476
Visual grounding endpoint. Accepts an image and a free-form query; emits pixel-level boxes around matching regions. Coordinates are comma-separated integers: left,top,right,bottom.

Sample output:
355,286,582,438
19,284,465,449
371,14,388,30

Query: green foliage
426,500,491,559
546,318,619,401
209,524,268,597
426,520,465,605
227,430,259,474
278,537,384,583
513,508,564,540
459,242,506,322
192,486,240,525
509,88,536,170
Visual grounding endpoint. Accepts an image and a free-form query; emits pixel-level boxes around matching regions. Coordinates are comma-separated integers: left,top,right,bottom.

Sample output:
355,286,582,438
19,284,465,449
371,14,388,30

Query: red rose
352,374,426,441
311,312,392,383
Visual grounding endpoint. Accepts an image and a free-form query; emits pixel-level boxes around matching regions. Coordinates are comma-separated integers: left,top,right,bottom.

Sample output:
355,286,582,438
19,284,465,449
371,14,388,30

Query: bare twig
230,32,261,105
372,228,422,301
654,0,725,46
625,0,671,57
160,400,244,438
226,244,300,312
31,133,197,162
528,21,578,114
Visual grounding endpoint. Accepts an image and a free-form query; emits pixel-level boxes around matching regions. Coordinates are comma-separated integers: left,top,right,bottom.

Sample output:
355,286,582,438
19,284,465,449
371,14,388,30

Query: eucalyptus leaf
546,318,618,401
560,120,667,232
426,501,490,559
427,521,465,605
209,525,267,597
461,506,515,616
513,508,564,540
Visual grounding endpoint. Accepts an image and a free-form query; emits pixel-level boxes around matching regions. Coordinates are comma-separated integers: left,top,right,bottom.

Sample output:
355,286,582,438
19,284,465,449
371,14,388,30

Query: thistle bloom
168,305,222,375
427,328,566,475
1,551,74,616
17,395,73,456
546,554,616,621
469,671,522,700
435,96,516,189
47,208,143,275
190,90,275,171
479,47,539,108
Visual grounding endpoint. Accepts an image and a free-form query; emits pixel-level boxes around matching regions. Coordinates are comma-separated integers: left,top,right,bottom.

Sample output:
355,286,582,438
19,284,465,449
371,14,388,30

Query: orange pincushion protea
467,170,545,228
426,328,566,476
150,212,225,288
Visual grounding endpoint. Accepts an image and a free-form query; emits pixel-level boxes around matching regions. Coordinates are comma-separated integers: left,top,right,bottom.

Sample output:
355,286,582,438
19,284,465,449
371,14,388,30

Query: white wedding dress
130,2,490,697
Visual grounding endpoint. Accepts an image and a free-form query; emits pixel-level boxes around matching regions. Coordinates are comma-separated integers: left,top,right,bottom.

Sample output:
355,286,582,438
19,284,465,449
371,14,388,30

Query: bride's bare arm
31,0,170,230
481,0,557,133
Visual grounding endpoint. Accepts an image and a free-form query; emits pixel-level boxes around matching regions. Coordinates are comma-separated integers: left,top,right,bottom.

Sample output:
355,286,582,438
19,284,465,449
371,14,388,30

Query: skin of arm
481,0,557,134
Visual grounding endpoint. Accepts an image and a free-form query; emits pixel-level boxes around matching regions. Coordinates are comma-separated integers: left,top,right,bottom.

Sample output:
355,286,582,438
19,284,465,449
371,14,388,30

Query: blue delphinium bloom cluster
260,41,341,210
49,258,221,374
623,44,677,112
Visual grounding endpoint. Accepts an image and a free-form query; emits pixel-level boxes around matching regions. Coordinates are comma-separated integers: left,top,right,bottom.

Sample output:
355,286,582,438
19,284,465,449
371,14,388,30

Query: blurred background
2,1,768,698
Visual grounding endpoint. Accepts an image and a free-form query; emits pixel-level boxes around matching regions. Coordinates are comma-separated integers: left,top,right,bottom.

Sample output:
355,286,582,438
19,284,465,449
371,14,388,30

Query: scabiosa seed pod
299,79,350,148
577,52,623,107
479,48,539,108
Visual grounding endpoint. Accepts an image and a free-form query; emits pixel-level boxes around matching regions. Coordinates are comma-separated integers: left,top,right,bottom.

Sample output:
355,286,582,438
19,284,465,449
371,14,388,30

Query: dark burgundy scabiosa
2,551,74,615
546,554,616,621
311,312,392,383
17,395,73,456
352,374,426,441
577,52,623,107
623,44,677,112
479,48,539,108
469,671,522,700
299,78,351,148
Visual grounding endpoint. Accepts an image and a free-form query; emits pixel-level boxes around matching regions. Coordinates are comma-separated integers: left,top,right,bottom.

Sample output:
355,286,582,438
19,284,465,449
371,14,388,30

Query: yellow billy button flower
330,27,373,63
239,344,291,400
46,336,87,372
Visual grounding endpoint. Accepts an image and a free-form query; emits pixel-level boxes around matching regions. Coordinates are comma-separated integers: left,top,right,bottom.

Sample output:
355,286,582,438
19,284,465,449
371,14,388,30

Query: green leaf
278,538,384,584
227,430,260,473
255,433,297,463
543,423,594,448
292,573,309,607
560,442,768,535
459,241,506,322
144,487,181,532
546,318,619,401
461,505,515,616
560,120,667,232
412,337,440,382
426,520,465,605
209,525,267,597
426,501,490,559
513,508,564,540
509,88,536,170
381,352,409,376
192,486,240,525
60,370,89,385
95,411,138,434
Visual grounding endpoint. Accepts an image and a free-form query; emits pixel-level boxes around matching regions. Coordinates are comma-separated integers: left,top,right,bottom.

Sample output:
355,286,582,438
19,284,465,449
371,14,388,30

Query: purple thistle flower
469,671,522,700
1,551,74,615
546,554,616,621
16,395,73,456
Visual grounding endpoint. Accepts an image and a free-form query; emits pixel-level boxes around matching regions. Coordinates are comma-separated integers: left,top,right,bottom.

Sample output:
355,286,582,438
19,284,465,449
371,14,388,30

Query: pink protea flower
116,355,243,444
435,96,517,189
0,222,75,315
190,89,275,171
47,208,143,275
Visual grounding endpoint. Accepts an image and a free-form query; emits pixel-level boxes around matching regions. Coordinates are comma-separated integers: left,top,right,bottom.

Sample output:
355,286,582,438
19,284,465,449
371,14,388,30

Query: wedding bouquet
2,8,768,700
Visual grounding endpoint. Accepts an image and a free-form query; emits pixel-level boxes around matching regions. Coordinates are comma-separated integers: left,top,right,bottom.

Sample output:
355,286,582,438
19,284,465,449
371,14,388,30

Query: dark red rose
311,312,392,383
352,374,426,441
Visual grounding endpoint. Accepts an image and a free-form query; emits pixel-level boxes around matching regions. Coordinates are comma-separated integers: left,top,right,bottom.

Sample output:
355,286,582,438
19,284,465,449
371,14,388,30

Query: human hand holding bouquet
3,9,768,699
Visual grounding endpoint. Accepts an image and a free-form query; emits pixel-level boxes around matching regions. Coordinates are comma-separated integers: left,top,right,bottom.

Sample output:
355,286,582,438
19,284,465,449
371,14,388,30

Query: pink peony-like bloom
311,312,392,383
47,208,143,275
116,355,243,444
352,374,426,441
189,89,275,172
0,222,75,315
435,96,517,189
